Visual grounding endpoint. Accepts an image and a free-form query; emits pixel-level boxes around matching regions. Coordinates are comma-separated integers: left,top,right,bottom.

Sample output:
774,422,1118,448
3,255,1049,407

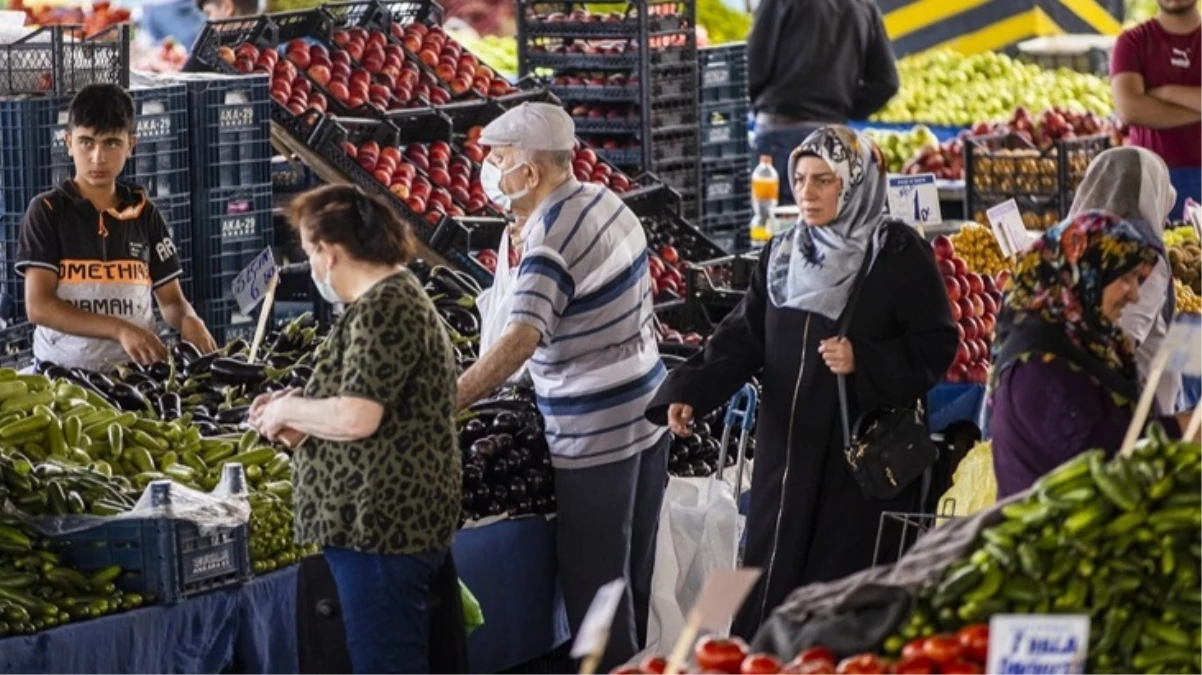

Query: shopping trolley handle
722,383,758,430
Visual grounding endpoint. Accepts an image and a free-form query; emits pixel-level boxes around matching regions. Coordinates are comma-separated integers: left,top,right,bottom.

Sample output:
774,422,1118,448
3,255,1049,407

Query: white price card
231,247,278,315
987,614,1090,675
986,199,1032,258
571,579,626,658
886,174,943,227
692,568,761,631
1163,314,1202,378
1186,200,1202,240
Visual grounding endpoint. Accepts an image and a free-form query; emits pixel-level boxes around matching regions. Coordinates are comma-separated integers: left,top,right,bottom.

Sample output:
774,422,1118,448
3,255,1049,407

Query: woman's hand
249,388,298,428
251,391,300,442
819,337,855,374
668,403,694,437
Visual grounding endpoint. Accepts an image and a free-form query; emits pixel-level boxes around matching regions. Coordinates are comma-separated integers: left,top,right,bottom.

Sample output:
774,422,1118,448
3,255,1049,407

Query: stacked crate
696,43,750,250
518,0,702,221
182,74,275,344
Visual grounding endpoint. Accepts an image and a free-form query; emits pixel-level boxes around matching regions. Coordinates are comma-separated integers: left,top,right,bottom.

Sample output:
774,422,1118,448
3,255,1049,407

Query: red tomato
782,658,836,674
659,245,680,265
796,648,836,665
648,255,666,279
741,654,783,675
939,661,984,674
694,637,748,674
609,667,642,675
891,656,936,674
921,634,963,665
900,640,926,662
639,656,667,675
955,625,989,664
836,654,888,675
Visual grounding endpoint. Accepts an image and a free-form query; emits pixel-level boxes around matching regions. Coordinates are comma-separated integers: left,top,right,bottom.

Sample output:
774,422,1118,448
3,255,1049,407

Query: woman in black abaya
646,126,957,638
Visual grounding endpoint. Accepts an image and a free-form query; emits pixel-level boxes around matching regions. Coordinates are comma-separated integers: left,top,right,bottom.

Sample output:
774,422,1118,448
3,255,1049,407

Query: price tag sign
887,174,942,227
1164,314,1202,377
987,615,1090,675
571,579,626,658
692,568,761,631
231,247,278,315
1186,200,1202,240
986,199,1032,258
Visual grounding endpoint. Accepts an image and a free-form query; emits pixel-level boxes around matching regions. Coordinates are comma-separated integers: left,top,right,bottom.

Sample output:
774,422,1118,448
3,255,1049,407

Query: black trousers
295,551,467,674
553,435,670,672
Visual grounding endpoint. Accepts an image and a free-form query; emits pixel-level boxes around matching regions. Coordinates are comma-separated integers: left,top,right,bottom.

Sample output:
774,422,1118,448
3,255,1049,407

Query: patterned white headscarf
767,126,889,320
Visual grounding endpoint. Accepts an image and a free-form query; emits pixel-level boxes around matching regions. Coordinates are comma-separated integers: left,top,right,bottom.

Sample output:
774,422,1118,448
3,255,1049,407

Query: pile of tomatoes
611,625,989,674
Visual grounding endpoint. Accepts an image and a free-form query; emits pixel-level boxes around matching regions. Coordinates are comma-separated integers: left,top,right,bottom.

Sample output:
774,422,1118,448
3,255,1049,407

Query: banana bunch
951,224,1010,278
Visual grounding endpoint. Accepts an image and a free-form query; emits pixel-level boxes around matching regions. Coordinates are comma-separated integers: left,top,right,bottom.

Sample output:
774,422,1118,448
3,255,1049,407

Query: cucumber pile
0,518,141,636
892,430,1202,673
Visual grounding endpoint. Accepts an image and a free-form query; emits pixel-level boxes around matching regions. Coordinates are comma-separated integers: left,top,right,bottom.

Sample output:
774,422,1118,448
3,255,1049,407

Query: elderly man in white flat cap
455,102,668,668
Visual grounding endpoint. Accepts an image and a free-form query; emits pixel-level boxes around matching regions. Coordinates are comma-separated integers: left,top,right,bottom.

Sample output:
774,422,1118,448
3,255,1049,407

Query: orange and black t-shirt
16,180,182,370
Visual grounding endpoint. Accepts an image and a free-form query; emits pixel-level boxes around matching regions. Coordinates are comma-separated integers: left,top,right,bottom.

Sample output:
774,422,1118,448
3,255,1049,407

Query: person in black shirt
16,84,216,371
750,0,899,204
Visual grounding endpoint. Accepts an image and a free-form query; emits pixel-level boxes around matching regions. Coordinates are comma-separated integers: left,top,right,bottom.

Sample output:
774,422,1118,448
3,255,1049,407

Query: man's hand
668,403,694,437
507,215,528,249
118,323,168,365
180,316,217,355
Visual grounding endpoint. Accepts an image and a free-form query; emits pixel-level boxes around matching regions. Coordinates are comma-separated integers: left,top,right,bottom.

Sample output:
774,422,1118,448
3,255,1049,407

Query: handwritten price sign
232,247,278,315
886,174,943,227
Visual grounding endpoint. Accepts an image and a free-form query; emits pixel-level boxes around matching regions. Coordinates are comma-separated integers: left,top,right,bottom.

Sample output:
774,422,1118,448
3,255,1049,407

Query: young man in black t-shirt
16,84,216,370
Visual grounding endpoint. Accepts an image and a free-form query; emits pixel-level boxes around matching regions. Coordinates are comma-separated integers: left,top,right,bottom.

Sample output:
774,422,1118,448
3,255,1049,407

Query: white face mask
480,159,530,211
310,253,341,305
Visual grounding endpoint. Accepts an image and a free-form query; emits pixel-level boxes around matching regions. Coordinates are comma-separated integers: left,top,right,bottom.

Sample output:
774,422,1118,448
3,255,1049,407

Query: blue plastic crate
271,156,318,194
0,212,23,322
190,183,273,306
197,297,261,345
700,101,750,162
0,322,33,369
186,75,273,192
701,157,750,221
52,517,251,604
698,43,748,105
127,85,191,199
0,96,68,216
150,192,193,301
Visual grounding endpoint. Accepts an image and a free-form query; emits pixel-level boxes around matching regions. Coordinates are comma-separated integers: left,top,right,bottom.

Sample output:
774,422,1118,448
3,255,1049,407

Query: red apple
943,276,961,302
932,235,954,261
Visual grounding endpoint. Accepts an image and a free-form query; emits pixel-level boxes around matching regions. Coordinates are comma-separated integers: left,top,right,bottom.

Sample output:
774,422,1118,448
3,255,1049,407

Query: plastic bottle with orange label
749,155,779,248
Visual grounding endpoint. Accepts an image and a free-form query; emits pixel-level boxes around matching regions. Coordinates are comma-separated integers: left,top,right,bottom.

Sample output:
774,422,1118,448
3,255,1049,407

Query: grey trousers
553,434,670,671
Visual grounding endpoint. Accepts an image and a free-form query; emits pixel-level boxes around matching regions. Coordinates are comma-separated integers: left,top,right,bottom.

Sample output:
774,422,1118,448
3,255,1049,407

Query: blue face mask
311,255,341,305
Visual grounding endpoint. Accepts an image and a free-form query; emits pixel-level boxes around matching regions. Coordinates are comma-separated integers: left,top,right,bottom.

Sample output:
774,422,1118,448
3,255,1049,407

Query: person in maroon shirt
1111,0,1201,218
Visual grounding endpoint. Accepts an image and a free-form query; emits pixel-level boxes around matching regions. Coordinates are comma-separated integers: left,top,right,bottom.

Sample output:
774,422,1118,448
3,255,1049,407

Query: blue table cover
927,382,988,434
0,584,241,674
0,517,568,674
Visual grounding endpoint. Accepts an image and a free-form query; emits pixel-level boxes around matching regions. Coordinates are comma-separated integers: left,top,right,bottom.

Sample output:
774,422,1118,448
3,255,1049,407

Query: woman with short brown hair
250,184,460,674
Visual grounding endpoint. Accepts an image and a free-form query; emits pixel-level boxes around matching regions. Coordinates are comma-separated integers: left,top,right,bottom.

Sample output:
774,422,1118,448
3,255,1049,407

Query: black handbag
834,240,939,501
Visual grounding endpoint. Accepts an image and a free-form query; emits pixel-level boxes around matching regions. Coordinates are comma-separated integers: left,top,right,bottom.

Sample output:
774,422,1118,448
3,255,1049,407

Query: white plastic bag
476,232,529,384
644,475,741,655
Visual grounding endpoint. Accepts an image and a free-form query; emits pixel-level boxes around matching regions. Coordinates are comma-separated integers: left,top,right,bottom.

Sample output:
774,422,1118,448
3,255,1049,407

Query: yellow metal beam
931,8,1051,54
1051,0,1123,34
883,0,993,40
1033,5,1068,35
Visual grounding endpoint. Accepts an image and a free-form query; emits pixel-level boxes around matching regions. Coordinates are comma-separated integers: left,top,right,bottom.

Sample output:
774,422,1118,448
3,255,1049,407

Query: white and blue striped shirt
508,179,666,468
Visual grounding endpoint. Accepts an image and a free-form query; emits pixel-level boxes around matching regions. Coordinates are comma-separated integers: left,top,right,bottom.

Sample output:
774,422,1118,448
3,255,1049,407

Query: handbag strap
836,241,877,447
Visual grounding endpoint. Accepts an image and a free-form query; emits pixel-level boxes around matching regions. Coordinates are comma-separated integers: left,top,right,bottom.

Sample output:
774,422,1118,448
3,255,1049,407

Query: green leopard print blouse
294,270,461,555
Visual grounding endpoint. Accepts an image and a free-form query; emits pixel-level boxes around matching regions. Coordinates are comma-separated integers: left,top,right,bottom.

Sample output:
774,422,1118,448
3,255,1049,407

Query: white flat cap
479,102,576,151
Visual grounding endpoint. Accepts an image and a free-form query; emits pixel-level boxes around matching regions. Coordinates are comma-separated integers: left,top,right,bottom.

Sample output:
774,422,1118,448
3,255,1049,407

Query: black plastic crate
548,82,640,102
0,25,130,97
52,514,251,604
596,147,642,167
651,130,697,162
186,74,273,192
642,209,727,262
191,183,274,306
272,156,319,194
701,156,749,220
198,297,261,344
650,97,696,132
963,132,1110,221
698,42,747,104
700,100,749,161
572,114,642,134
324,0,441,30
126,85,191,199
151,192,194,300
